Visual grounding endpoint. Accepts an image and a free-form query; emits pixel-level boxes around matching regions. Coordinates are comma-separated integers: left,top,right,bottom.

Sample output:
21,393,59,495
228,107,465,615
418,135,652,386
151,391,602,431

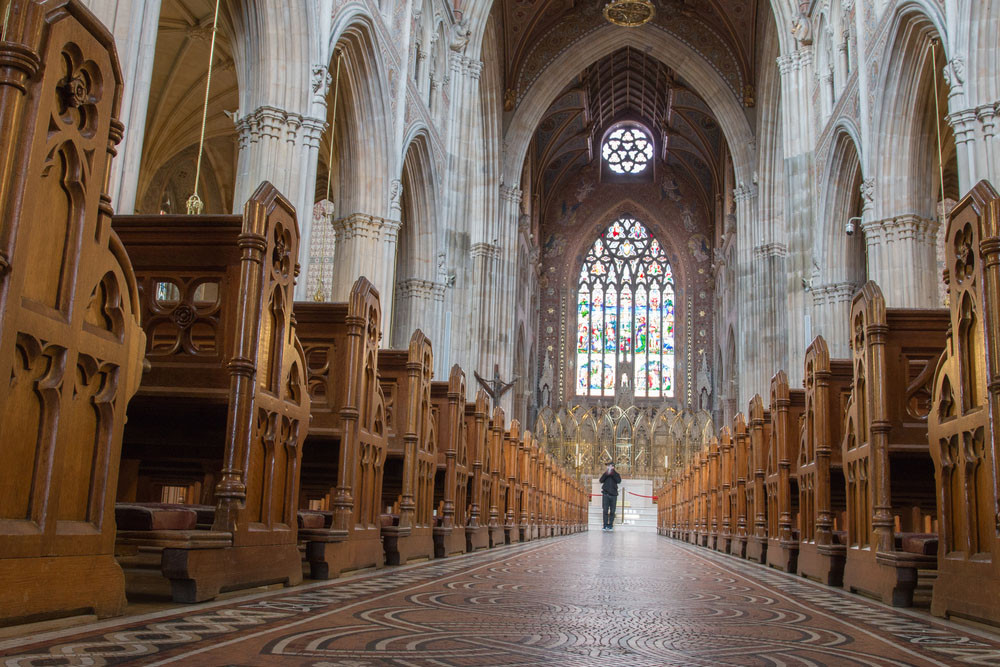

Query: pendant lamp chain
186,0,222,215
2,0,13,42
930,38,947,225
325,49,343,217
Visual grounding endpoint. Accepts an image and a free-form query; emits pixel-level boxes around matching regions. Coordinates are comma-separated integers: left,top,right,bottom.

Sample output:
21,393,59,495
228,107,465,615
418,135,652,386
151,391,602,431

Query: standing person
600,461,622,531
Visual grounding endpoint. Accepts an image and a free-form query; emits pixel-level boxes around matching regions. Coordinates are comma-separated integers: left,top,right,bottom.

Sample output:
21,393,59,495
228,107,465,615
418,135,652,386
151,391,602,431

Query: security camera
846,216,863,237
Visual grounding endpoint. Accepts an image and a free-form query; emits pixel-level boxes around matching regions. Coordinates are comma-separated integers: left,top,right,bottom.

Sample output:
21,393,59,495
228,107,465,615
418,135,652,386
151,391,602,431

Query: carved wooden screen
216,183,310,546
0,0,144,620
928,180,1000,622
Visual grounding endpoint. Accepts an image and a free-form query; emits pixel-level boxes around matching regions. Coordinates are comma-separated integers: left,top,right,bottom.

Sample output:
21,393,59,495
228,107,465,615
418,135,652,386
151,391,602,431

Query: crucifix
474,364,518,409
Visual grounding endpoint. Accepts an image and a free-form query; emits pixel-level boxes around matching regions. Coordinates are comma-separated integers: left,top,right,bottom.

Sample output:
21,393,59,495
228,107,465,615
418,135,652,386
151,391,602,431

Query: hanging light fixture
603,0,656,27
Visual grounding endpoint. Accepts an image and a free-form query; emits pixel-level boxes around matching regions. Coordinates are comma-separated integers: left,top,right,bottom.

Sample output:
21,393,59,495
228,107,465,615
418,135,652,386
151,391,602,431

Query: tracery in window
601,126,653,174
576,216,675,398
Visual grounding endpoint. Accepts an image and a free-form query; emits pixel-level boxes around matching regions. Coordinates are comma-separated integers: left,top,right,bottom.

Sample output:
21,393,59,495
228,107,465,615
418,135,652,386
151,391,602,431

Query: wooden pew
114,182,310,603
731,413,750,557
841,281,947,606
717,427,734,552
517,430,532,541
746,397,771,563
295,277,387,579
0,0,146,623
928,181,1000,625
488,407,507,547
504,421,523,543
765,371,806,572
464,390,491,551
377,330,436,565
430,365,469,558
528,435,541,540
797,335,852,585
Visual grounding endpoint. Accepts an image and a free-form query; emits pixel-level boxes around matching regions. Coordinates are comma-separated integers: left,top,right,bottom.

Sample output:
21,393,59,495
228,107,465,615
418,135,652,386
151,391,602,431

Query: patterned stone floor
4,532,1000,666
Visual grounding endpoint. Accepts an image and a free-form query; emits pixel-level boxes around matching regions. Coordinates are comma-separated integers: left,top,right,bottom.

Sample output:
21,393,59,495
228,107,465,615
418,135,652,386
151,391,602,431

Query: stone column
234,104,326,299
861,213,939,308
732,183,760,406
81,0,162,214
810,281,856,356
394,278,445,349
332,213,401,341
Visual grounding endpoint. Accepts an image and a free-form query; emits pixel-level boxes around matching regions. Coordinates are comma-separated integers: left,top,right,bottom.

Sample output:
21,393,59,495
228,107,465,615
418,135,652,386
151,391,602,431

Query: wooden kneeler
0,0,145,624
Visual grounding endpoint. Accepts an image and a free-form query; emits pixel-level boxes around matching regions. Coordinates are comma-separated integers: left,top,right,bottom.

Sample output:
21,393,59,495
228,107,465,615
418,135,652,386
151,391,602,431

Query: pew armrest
875,550,937,570
298,528,348,543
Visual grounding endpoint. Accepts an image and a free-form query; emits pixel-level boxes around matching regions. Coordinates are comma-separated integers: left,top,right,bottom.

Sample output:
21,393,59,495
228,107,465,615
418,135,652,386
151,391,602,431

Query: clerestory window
601,125,653,174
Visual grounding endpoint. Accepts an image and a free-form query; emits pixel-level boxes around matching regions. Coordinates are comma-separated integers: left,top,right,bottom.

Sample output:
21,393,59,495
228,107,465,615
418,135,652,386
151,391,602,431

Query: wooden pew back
0,0,145,621
928,180,1000,622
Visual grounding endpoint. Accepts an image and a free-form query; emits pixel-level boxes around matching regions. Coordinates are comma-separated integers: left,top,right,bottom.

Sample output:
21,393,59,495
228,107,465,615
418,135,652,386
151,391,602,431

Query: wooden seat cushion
115,503,198,531
896,533,938,556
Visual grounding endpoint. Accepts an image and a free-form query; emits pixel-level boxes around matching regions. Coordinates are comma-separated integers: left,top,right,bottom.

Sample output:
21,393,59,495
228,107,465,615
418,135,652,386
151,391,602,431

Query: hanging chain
310,50,343,303
930,38,947,224
325,49,344,214
2,0,13,42
186,0,222,215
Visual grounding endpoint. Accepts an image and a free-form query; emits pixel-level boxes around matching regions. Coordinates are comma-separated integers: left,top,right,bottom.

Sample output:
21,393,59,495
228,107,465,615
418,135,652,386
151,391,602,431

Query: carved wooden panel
0,0,144,621
928,181,1000,624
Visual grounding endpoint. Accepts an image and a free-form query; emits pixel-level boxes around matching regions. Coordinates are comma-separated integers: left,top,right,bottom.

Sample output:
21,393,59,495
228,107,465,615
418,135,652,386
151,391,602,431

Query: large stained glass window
576,217,675,398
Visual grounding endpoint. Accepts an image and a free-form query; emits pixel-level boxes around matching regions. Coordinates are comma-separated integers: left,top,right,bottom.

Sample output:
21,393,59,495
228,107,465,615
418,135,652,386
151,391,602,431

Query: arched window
577,217,675,398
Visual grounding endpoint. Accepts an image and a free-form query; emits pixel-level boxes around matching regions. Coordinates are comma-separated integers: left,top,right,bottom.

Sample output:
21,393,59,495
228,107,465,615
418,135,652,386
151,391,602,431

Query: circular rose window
601,126,654,174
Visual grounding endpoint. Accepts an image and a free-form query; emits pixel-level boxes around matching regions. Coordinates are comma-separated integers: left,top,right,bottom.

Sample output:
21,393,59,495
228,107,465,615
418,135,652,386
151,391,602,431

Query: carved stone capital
332,213,402,245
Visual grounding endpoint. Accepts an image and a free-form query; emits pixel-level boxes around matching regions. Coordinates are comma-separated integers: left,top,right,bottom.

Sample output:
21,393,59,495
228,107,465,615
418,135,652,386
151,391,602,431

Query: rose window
601,126,654,174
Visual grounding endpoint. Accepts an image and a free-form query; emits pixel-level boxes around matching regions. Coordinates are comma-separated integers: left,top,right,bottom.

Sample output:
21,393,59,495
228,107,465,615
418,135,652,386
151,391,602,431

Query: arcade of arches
3,0,1000,663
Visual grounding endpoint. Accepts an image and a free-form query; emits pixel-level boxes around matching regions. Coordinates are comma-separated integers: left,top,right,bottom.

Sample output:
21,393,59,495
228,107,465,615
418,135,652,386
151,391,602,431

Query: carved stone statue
696,350,712,411
616,359,634,406
538,351,554,408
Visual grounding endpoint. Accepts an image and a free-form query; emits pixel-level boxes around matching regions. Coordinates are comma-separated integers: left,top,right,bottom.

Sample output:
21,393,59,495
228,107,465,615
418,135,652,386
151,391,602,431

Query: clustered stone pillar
860,177,940,308
809,282,856,356
81,0,162,214
332,213,401,340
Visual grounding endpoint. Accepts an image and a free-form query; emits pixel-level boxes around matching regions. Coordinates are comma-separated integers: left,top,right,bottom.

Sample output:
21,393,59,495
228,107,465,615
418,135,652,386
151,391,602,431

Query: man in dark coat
599,462,622,531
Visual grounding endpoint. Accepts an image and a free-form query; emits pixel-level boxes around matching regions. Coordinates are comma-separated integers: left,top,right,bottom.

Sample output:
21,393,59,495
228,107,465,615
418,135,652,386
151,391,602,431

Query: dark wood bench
464,390,491,550
708,437,721,550
746,396,771,563
928,180,1000,625
841,280,948,606
765,371,806,572
797,335,852,585
113,182,311,603
430,365,469,558
295,277,387,579
378,330,436,565
0,0,146,623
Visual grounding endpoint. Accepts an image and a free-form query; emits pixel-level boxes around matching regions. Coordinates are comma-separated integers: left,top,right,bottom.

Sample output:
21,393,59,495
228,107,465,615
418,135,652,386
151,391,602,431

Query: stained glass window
576,216,674,398
601,126,654,174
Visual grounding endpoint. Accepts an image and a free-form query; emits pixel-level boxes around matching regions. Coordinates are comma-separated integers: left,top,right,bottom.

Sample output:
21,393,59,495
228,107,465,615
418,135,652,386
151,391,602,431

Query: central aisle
4,532,1000,665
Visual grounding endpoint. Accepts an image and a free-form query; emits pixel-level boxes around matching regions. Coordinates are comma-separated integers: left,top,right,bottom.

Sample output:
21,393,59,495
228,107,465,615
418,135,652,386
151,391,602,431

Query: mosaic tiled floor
4,532,1000,666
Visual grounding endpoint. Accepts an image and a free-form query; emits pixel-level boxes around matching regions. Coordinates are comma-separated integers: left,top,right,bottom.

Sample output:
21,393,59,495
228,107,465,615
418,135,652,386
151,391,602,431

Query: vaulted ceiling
497,0,760,107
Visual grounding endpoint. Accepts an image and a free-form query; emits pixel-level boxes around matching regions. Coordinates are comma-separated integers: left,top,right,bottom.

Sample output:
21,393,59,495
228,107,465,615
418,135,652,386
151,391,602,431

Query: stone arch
502,24,755,191
871,2,955,221
813,126,866,355
392,130,442,349
966,0,1000,107
324,10,395,219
